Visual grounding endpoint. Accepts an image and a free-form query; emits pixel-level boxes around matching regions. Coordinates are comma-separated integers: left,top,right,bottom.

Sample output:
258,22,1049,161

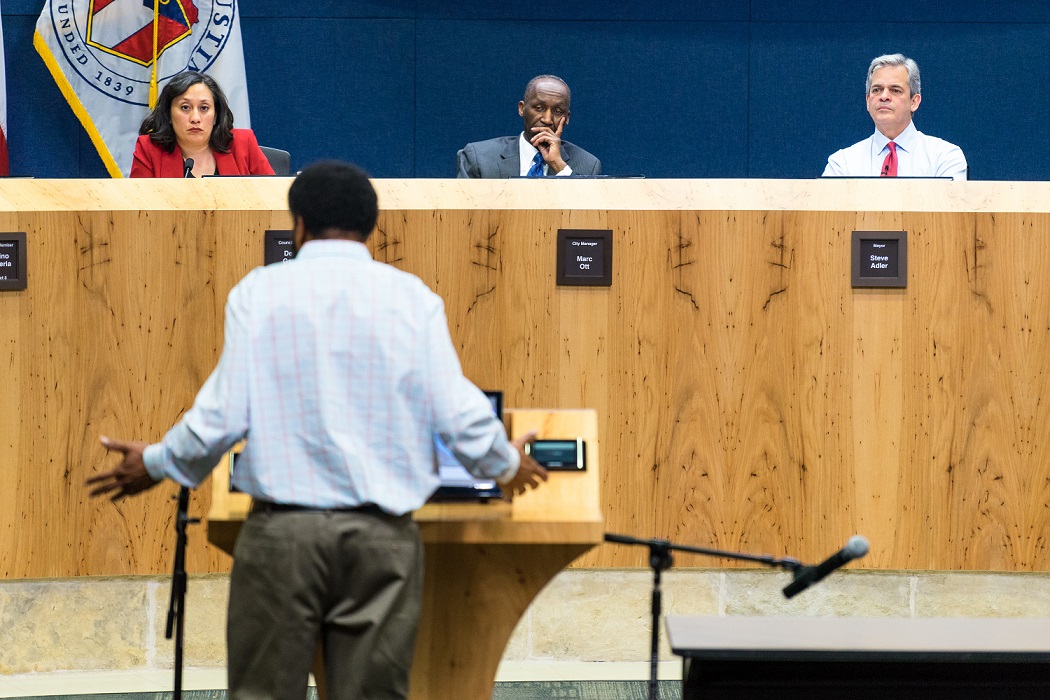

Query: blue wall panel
752,0,1050,23
415,1,747,21
240,18,416,177
240,2,415,20
3,2,1050,180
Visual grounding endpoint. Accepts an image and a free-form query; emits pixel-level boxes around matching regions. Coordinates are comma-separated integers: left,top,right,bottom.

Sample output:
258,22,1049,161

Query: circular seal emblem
47,0,237,107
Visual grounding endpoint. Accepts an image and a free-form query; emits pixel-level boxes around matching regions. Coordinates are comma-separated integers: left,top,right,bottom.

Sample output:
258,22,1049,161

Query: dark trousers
227,507,423,700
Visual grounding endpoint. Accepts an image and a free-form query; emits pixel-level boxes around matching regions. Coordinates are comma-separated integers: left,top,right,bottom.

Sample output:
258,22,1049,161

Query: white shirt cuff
143,443,168,482
495,448,522,484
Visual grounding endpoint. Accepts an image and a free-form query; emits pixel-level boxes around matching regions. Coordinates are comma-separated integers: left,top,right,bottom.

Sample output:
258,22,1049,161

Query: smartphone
525,438,586,471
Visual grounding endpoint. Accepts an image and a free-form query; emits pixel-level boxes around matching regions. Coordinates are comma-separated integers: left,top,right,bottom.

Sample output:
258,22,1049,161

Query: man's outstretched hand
86,436,160,501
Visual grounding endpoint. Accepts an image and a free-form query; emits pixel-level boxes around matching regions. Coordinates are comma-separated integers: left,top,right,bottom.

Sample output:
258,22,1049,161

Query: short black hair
288,161,379,240
139,71,235,153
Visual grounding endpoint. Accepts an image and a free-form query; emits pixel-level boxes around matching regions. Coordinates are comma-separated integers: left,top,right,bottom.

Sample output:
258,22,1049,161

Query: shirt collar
873,120,918,154
296,238,372,261
518,132,545,176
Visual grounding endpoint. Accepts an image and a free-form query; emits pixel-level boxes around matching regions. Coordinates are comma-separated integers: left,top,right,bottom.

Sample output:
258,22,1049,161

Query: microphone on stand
182,158,194,178
782,535,869,599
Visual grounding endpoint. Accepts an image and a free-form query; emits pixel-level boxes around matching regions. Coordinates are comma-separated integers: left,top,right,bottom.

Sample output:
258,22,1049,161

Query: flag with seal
34,0,252,177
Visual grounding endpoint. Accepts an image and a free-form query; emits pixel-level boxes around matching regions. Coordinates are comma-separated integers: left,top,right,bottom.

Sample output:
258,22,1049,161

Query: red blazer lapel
214,150,238,176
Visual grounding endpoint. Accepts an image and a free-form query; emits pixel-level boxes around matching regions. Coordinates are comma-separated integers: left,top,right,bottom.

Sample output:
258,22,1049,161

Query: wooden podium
207,408,604,700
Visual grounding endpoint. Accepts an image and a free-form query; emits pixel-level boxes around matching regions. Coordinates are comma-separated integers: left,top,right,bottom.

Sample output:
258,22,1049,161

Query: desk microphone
182,158,194,178
782,535,869,599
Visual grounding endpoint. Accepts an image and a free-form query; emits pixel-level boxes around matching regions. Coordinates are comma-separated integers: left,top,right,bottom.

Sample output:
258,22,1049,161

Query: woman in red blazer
130,71,275,178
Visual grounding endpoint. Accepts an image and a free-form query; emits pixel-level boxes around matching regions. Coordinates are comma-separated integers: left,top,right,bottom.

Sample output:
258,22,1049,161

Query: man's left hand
87,436,161,500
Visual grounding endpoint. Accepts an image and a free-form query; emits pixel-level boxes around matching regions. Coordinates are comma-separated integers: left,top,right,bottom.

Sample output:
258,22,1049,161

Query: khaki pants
227,508,423,700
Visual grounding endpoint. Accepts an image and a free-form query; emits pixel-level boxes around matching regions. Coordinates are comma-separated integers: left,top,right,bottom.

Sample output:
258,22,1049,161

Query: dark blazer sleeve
582,157,602,176
457,144,481,178
563,144,602,177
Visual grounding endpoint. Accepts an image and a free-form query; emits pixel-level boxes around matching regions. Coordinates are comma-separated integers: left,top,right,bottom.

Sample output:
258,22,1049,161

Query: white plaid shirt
143,239,518,513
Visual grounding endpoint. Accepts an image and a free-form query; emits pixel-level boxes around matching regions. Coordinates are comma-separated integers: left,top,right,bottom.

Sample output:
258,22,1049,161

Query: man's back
229,238,510,513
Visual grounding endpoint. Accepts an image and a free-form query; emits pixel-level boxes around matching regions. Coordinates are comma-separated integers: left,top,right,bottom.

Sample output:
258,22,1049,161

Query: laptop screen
430,390,504,501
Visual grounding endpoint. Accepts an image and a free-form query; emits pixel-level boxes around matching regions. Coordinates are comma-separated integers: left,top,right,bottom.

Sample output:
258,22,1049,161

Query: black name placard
557,229,613,286
264,229,295,266
852,230,907,288
0,232,27,291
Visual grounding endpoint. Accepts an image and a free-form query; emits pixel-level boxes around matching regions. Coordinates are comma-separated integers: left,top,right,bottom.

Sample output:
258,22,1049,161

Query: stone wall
4,569,1050,675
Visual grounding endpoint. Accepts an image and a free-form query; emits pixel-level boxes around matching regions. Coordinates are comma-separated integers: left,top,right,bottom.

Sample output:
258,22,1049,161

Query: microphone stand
603,533,804,700
165,486,199,700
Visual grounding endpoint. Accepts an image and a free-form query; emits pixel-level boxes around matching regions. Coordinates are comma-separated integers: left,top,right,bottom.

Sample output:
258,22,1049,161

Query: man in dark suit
457,75,602,178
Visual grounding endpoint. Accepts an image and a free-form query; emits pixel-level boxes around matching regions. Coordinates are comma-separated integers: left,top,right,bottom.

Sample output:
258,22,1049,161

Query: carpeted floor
15,682,683,700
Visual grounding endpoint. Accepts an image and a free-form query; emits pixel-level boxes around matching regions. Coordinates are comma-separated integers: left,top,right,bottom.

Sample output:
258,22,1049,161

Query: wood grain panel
3,204,275,578
4,179,1050,577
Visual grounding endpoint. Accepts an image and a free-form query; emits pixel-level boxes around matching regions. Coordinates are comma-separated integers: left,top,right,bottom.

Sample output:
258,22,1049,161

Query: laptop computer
429,390,505,502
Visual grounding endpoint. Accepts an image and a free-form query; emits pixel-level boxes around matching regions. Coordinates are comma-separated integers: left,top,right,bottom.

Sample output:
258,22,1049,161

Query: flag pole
148,0,160,107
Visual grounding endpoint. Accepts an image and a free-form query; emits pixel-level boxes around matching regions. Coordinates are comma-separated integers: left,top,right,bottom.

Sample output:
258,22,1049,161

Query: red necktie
881,141,898,177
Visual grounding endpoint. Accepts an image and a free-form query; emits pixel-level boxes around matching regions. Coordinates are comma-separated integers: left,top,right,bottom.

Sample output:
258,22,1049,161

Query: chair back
259,146,291,176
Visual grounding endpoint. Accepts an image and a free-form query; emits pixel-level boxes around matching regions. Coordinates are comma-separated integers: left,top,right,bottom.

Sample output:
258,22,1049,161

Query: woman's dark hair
138,71,235,153
288,161,379,241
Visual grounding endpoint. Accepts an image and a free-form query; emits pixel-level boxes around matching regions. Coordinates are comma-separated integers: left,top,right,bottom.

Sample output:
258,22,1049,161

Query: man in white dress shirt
87,161,549,699
823,54,967,180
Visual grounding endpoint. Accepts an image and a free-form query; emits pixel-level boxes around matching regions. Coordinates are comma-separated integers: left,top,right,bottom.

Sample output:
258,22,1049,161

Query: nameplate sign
0,232,27,291
852,230,907,288
264,230,295,266
557,229,613,286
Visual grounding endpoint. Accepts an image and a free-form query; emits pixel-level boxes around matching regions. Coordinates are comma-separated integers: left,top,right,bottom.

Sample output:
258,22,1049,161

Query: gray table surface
666,616,1050,662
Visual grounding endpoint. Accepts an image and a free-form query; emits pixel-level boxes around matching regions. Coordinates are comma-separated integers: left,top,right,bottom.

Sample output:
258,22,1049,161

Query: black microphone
782,535,869,599
182,158,194,178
